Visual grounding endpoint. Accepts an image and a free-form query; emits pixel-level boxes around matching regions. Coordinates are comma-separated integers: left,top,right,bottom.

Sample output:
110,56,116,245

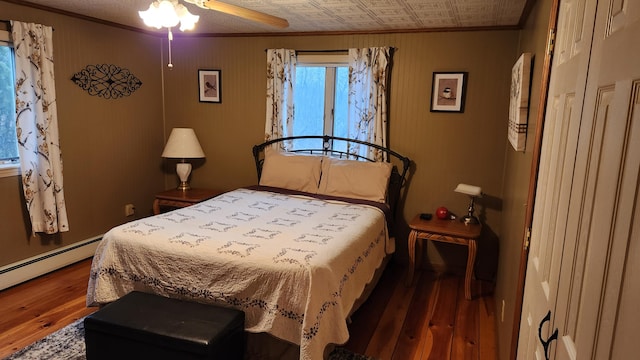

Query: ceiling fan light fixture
138,0,199,31
138,0,200,69
175,3,200,31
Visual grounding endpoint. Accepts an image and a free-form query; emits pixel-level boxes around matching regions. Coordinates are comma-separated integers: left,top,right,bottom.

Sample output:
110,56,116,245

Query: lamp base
460,196,480,225
177,181,191,191
460,215,480,225
176,162,192,191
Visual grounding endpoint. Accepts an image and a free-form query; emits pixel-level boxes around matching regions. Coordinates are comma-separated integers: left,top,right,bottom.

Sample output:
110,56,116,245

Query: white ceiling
20,0,530,35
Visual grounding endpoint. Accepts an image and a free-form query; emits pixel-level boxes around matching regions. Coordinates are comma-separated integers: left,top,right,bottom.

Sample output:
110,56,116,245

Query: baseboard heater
0,235,103,291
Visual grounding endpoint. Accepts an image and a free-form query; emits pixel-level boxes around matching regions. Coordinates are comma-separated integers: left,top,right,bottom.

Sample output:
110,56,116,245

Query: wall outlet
124,203,135,217
501,299,505,322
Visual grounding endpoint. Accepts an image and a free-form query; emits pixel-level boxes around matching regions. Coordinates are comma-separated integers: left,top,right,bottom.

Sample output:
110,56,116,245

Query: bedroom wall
161,30,519,276
0,5,527,337
495,0,553,358
0,2,165,267
0,4,545,358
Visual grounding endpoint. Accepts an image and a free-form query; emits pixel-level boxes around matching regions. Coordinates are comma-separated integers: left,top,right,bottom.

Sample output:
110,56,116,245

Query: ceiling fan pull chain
167,28,174,69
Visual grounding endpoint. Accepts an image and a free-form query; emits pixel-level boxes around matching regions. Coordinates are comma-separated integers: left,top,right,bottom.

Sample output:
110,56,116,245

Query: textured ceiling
19,0,529,34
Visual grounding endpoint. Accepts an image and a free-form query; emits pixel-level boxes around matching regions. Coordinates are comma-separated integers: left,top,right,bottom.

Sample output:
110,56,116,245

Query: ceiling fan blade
203,1,289,28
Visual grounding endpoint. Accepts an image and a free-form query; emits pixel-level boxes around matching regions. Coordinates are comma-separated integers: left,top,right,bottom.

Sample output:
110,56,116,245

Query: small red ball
436,206,449,220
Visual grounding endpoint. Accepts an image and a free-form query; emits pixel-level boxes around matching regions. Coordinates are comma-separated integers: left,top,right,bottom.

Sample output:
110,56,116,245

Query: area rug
3,318,374,360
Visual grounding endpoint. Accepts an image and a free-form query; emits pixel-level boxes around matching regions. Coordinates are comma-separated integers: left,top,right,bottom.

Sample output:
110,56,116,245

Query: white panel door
519,0,640,359
553,0,640,359
517,0,596,358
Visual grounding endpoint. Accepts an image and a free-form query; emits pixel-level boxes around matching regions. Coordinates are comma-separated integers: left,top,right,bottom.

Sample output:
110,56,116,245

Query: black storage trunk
84,291,245,360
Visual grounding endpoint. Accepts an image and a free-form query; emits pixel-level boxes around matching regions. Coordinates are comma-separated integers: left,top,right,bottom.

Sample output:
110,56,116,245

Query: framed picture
508,53,532,151
198,69,221,103
430,72,468,112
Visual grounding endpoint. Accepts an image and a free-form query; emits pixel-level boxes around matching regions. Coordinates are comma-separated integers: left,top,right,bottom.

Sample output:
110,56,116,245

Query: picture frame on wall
430,72,468,113
508,53,532,151
198,69,221,103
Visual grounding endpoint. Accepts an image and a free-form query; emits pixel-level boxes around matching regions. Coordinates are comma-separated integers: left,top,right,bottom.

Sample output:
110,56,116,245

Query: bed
87,135,410,359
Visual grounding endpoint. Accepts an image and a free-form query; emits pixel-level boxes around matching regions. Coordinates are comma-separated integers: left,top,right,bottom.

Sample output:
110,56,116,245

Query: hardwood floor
0,258,97,357
0,258,497,359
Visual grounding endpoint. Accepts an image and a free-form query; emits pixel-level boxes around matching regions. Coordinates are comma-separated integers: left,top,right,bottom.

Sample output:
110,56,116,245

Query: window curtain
347,47,392,161
265,48,296,150
11,21,69,234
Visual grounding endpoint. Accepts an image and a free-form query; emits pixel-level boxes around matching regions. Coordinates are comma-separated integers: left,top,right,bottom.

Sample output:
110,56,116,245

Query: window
292,54,349,152
0,30,18,177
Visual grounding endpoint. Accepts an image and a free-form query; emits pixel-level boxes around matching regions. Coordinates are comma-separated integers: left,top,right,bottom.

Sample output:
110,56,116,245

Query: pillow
259,147,322,193
318,157,393,203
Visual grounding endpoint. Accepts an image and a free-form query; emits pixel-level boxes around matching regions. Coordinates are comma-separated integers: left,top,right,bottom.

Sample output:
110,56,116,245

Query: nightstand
153,188,224,215
407,214,482,300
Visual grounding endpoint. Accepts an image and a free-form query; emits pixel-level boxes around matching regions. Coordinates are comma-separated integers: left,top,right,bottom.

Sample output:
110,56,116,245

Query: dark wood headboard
252,135,411,218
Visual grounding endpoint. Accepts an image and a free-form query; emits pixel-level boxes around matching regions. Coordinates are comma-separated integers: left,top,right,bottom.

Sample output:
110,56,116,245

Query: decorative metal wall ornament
71,64,142,99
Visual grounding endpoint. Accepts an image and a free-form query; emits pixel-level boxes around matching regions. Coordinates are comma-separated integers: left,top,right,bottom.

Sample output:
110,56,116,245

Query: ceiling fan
183,0,289,28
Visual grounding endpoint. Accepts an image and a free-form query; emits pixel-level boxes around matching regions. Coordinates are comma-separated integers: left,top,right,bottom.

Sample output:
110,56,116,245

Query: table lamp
162,128,205,190
454,183,482,225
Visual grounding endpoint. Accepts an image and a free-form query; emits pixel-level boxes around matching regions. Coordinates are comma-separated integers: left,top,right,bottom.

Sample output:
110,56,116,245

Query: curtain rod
264,48,347,53
296,49,347,53
0,20,55,31
264,47,395,53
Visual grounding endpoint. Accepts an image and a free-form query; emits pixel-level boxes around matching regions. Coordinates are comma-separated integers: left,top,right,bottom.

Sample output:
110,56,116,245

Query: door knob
538,310,559,360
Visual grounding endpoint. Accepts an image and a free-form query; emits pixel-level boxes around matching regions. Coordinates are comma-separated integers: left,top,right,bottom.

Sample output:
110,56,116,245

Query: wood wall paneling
0,2,165,266
0,4,537,360
163,31,518,275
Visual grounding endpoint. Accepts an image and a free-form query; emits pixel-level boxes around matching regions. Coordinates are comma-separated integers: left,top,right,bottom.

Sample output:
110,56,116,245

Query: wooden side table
407,214,482,300
153,188,224,215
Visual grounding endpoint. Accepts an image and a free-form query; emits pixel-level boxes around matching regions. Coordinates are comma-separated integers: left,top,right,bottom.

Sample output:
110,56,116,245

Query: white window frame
295,54,348,138
0,29,20,178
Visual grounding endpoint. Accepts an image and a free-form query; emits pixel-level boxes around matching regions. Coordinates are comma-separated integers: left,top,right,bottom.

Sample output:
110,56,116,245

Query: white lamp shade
454,183,482,197
162,128,205,159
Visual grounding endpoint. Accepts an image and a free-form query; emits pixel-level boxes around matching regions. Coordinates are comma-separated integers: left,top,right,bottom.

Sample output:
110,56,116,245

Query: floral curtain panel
265,48,296,150
347,47,392,161
11,21,69,234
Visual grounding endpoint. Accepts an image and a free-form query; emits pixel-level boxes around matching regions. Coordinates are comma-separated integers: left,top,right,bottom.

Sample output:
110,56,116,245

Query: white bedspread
87,188,392,359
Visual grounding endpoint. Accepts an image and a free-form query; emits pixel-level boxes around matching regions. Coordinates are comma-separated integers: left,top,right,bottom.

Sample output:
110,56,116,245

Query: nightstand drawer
153,188,224,214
